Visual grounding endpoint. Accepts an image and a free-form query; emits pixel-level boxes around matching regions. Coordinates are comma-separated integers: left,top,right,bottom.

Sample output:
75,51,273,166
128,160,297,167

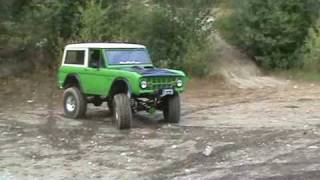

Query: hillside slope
213,34,285,89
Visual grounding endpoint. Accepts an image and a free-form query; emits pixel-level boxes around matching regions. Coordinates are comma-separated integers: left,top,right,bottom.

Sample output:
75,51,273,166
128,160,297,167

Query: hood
122,66,180,77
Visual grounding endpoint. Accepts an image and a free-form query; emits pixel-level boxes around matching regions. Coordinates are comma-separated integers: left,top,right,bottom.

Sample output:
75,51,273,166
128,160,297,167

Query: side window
89,49,105,68
64,50,85,65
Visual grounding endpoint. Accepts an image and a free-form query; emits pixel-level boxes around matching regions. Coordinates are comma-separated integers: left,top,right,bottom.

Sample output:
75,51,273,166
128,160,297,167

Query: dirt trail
1,74,320,179
213,34,286,89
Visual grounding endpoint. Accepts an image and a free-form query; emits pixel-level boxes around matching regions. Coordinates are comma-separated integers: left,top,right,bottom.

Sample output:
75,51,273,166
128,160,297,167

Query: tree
77,1,110,42
230,0,320,69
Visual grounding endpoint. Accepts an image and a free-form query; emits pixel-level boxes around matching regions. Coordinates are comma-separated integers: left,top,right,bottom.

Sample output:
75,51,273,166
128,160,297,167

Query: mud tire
113,94,132,129
63,87,87,119
163,94,181,123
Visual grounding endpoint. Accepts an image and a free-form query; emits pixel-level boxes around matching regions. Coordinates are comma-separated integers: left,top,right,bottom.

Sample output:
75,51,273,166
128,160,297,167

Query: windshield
105,49,151,65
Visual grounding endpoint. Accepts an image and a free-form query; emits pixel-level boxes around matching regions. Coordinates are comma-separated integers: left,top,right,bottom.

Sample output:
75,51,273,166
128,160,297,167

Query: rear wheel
163,94,181,123
113,94,132,129
63,87,87,119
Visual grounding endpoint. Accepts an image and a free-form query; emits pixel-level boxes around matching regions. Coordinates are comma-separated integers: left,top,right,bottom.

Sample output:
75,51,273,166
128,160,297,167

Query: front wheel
63,87,87,119
113,94,132,129
163,94,181,123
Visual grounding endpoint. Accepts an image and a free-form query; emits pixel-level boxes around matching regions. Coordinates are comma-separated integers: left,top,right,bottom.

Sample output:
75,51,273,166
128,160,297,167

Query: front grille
147,77,177,90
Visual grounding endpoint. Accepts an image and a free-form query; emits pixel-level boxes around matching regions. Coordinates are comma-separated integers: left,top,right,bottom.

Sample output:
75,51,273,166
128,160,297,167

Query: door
82,49,109,95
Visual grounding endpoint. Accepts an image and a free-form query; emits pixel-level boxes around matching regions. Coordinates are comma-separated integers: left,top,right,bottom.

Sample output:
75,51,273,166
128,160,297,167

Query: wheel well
109,80,129,98
63,75,81,89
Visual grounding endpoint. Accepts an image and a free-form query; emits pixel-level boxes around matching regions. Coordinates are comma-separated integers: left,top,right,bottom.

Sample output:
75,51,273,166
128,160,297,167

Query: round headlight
176,80,183,87
140,81,148,89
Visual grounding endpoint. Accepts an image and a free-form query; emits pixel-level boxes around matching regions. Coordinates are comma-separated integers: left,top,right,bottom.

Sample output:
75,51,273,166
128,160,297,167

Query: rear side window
64,50,85,65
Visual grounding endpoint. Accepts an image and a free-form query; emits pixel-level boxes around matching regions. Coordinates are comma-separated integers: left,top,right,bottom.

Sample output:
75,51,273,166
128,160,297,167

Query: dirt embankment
212,34,285,89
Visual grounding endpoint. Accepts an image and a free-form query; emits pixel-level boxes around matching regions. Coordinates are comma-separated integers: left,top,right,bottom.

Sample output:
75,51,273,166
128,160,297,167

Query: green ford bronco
58,43,187,129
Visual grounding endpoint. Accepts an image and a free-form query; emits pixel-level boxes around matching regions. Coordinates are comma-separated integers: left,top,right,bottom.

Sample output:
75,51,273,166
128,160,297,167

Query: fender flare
109,77,132,97
63,74,84,92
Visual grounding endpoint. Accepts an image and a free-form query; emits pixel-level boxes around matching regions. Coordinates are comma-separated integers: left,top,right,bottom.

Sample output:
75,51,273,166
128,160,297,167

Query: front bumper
133,87,184,97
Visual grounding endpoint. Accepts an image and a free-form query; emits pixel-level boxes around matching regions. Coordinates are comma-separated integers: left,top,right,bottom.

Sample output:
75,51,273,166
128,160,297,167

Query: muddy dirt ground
1,74,320,180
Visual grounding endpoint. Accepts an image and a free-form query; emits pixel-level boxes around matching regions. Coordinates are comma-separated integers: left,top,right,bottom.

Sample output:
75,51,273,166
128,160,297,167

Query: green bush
0,0,63,68
303,20,320,71
1,0,216,76
182,42,215,77
122,1,215,76
77,1,110,42
220,0,320,70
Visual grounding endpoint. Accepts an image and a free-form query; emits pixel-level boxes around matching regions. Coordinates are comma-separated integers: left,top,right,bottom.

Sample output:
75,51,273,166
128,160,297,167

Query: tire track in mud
141,128,320,180
182,87,320,134
141,130,295,179
215,138,320,180
181,89,278,117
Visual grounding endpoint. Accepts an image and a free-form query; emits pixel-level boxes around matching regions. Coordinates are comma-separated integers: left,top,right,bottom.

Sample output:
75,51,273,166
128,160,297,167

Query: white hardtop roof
65,43,146,49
